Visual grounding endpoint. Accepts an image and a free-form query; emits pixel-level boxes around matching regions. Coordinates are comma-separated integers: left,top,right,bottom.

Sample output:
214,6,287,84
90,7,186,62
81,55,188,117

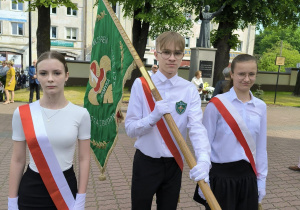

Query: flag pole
102,0,221,209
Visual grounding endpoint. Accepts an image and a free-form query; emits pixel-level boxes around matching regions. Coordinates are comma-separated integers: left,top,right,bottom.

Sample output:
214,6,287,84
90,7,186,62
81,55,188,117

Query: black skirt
193,160,258,210
18,165,77,210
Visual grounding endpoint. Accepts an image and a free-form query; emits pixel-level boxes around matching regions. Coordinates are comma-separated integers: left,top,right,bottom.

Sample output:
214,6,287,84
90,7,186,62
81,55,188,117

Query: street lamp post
28,1,32,67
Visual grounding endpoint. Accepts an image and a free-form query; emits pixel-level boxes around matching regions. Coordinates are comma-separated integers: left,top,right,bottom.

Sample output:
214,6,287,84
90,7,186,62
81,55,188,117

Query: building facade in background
0,0,255,71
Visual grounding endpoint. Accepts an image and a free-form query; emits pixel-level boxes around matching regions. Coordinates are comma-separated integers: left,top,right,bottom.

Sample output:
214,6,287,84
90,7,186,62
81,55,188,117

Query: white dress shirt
203,87,268,189
125,70,211,164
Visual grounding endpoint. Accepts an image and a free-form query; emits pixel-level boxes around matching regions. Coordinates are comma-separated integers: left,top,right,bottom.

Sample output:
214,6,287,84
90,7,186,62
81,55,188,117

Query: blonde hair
7,60,14,66
195,70,202,77
156,31,185,51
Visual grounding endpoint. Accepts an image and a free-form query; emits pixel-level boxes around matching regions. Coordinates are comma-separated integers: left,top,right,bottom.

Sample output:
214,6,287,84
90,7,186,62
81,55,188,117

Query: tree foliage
15,0,77,57
184,0,300,85
258,41,300,72
255,26,300,56
98,0,194,88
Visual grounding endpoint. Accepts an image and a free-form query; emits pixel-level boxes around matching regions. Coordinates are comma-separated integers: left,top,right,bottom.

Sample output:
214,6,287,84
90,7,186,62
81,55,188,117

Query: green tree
15,0,77,57
185,0,300,85
99,0,194,88
258,41,300,72
255,26,300,56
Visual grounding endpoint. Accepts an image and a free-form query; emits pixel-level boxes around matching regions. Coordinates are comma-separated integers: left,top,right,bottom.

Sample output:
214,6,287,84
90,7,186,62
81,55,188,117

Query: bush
254,85,264,100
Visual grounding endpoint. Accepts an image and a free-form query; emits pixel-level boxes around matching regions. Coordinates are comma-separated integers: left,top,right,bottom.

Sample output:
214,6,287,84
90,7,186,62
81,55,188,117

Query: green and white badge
175,101,187,114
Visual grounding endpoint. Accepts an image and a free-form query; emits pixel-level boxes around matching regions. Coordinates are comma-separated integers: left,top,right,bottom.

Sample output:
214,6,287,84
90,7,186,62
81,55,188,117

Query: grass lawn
262,91,300,107
12,86,131,105
12,87,300,107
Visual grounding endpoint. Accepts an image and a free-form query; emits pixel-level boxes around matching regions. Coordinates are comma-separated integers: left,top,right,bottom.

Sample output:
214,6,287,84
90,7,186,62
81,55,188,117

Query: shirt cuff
257,178,266,189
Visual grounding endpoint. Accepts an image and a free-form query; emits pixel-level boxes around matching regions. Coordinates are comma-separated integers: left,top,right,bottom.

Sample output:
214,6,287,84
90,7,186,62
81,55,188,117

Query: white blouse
203,87,268,189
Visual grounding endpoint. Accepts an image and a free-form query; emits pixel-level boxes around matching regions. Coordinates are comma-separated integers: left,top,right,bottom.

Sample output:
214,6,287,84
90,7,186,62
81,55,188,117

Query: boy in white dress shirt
125,31,211,210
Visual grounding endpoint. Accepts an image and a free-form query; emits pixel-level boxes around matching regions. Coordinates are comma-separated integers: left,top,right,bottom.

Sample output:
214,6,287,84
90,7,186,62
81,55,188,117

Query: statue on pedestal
196,2,225,48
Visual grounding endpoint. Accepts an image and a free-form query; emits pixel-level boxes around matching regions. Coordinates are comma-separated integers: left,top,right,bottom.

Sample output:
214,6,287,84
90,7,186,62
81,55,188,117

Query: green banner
84,0,135,179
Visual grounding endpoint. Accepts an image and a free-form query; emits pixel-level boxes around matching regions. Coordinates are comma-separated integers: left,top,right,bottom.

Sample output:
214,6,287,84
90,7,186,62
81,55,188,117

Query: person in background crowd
212,67,231,98
191,70,204,99
20,70,27,89
194,54,268,210
8,51,91,209
28,60,40,103
0,61,9,101
3,61,16,104
148,64,158,76
16,71,21,90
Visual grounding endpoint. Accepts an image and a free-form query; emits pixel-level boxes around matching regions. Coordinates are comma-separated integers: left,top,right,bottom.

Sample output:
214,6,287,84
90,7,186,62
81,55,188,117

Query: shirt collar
228,87,257,107
155,70,179,86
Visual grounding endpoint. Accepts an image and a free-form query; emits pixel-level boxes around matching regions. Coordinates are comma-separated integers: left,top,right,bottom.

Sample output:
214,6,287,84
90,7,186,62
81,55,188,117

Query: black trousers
131,149,182,210
194,160,258,210
29,82,40,102
18,165,77,210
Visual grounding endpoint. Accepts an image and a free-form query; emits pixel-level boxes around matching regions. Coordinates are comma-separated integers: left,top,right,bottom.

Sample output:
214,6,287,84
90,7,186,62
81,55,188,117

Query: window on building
185,37,190,48
236,42,243,52
11,0,23,11
51,6,57,14
51,26,57,39
67,7,77,16
66,28,77,40
11,22,24,35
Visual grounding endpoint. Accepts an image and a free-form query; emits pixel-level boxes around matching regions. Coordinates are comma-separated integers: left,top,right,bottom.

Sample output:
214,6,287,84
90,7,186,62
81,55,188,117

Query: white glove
73,193,86,210
198,183,210,200
148,100,171,125
8,197,19,210
189,161,210,183
258,188,266,203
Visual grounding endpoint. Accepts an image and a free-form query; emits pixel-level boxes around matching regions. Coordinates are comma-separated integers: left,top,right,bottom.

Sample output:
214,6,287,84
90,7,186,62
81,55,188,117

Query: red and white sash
19,101,75,209
210,95,257,175
140,77,184,171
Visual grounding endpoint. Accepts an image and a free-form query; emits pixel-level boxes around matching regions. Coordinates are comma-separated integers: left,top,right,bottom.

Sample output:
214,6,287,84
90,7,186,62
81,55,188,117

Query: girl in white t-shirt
8,51,91,210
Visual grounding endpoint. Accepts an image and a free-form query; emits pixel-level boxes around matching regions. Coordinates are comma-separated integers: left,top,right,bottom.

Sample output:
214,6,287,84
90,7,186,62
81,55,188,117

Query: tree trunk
213,22,233,86
36,6,50,58
293,70,300,96
125,5,150,90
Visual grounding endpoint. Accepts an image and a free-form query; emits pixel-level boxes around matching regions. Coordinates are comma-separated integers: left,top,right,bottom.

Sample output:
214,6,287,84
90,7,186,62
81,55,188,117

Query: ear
154,51,158,60
230,71,234,80
65,72,69,82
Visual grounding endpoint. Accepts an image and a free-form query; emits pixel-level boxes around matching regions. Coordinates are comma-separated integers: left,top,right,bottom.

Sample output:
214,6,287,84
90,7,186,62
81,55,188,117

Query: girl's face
37,58,69,95
231,60,257,93
196,72,202,79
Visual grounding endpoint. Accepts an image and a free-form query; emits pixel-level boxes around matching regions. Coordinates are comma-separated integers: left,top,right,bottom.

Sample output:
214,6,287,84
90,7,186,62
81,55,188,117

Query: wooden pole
102,0,221,209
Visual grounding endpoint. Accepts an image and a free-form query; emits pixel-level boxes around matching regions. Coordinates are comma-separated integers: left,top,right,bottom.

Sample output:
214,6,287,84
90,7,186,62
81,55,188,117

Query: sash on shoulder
210,95,257,176
139,77,184,171
19,101,75,209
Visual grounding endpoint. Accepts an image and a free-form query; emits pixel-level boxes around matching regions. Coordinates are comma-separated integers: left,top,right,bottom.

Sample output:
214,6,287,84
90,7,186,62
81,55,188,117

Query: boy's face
154,42,183,79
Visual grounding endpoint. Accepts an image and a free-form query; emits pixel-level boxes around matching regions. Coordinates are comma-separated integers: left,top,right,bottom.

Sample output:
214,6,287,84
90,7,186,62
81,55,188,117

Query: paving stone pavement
0,102,299,210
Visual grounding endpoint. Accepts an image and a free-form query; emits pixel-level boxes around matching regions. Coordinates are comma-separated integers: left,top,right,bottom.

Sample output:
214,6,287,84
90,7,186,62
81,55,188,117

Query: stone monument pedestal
189,47,217,86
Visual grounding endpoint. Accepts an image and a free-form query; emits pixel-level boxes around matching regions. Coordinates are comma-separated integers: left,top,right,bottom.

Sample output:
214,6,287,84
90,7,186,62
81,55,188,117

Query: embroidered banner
84,0,135,179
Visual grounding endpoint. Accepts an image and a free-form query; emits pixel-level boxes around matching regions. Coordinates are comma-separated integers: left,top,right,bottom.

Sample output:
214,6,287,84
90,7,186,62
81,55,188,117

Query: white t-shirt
12,102,91,172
